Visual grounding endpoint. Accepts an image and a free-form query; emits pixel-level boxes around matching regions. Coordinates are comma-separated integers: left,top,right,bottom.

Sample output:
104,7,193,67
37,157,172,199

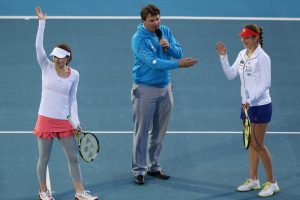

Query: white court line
0,16,300,21
46,166,52,194
0,131,299,134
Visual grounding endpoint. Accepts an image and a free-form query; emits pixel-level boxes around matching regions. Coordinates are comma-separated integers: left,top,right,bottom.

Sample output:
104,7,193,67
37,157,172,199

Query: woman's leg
249,148,259,180
251,123,275,182
249,124,259,180
37,137,54,191
59,136,83,193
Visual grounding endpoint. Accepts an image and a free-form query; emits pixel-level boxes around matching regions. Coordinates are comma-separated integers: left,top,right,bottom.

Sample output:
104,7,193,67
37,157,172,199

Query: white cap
50,47,70,58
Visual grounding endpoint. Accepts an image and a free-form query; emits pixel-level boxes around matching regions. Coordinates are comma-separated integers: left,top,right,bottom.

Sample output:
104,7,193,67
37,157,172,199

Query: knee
251,142,265,152
38,153,50,165
67,153,79,165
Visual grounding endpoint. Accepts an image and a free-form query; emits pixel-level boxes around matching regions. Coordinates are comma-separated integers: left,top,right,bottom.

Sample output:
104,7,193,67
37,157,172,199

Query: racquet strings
79,133,99,162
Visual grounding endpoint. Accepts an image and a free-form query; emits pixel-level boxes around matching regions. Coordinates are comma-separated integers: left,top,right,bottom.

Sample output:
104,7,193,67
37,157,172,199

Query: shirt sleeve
35,20,51,70
137,39,180,70
247,55,271,104
166,30,183,59
69,71,80,127
219,55,239,80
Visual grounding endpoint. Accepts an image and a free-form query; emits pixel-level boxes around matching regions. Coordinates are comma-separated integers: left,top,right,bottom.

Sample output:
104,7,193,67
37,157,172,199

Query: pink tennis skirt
34,115,75,139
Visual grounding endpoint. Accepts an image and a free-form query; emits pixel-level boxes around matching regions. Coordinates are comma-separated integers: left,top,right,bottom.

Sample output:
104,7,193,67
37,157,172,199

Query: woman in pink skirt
34,7,98,200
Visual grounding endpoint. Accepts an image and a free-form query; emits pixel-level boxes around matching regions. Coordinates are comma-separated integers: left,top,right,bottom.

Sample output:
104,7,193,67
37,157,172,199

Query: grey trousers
131,83,173,176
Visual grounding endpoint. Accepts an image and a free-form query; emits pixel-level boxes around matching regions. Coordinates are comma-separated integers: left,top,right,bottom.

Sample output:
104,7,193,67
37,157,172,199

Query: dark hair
56,43,72,65
244,24,264,48
140,4,160,21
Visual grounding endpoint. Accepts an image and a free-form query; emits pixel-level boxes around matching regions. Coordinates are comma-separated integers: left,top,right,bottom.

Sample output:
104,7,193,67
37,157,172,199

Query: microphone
155,29,167,51
155,29,163,41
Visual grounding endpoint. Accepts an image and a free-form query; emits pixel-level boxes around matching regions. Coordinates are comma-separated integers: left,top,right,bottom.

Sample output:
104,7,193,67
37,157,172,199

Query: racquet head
78,132,100,162
242,108,251,149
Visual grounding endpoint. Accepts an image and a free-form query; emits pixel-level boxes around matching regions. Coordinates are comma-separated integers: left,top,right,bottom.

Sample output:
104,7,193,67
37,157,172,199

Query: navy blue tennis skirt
240,103,272,123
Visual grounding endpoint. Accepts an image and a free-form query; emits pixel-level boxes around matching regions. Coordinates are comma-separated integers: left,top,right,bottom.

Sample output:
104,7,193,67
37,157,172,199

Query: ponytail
258,27,264,48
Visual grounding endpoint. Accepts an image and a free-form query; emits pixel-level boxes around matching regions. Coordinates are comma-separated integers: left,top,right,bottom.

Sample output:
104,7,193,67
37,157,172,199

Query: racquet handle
243,108,248,117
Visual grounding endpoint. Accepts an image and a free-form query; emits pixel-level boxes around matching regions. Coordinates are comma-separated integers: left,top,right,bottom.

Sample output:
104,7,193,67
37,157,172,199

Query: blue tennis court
0,0,300,199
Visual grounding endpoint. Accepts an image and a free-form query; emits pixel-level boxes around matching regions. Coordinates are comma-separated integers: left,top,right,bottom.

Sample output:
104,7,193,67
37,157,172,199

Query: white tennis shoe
38,190,55,200
236,178,261,192
75,190,98,200
258,181,280,197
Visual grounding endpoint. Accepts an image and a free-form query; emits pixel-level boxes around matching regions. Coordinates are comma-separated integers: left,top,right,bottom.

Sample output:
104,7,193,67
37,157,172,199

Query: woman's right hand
216,42,227,55
35,7,46,20
242,102,250,111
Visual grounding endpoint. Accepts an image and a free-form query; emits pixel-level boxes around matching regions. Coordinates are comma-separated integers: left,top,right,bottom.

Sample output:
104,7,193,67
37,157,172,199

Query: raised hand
179,57,198,68
35,6,47,20
216,42,227,55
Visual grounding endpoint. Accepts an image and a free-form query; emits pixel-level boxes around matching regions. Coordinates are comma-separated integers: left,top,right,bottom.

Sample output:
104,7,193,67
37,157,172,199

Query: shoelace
243,179,251,185
76,190,95,199
262,182,272,191
40,190,55,200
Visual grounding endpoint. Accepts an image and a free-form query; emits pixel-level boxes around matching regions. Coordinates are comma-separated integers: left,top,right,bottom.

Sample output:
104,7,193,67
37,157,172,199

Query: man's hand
159,38,170,50
179,58,198,68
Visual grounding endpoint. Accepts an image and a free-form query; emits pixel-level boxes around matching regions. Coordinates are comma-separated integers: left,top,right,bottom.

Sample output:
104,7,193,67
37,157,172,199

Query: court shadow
150,176,251,200
54,173,133,199
151,176,291,200
152,176,232,192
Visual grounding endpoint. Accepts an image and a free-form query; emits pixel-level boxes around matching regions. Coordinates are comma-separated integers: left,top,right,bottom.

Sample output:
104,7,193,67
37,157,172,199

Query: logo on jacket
147,39,156,51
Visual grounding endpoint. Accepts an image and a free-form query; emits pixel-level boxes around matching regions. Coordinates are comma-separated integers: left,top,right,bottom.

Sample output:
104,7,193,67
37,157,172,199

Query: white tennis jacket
220,45,271,106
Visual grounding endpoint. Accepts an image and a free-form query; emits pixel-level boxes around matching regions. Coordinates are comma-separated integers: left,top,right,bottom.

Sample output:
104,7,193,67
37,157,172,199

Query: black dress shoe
134,175,145,185
147,171,170,180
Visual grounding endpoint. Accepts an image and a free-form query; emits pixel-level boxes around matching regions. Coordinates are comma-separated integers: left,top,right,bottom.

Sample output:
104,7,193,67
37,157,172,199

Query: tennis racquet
67,115,100,162
242,108,251,149
75,131,100,162
243,108,251,149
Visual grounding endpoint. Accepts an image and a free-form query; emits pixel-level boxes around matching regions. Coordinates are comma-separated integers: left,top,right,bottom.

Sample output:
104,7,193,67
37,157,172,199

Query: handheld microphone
155,29,167,51
155,29,163,41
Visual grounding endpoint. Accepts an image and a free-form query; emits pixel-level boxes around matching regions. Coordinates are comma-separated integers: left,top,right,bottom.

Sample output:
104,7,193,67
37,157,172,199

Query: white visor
50,47,70,58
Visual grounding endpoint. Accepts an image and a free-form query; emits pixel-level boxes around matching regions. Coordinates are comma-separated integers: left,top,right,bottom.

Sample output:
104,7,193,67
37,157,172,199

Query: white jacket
220,45,271,106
